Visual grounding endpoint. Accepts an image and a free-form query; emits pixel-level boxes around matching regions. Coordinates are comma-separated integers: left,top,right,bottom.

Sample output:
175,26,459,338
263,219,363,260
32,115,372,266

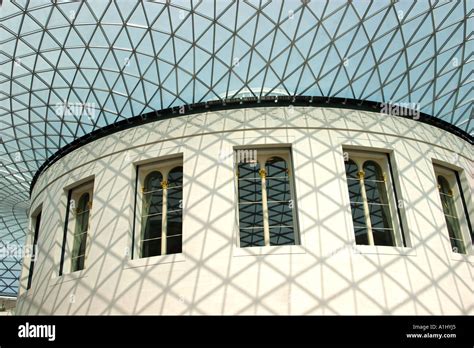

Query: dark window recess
27,211,41,290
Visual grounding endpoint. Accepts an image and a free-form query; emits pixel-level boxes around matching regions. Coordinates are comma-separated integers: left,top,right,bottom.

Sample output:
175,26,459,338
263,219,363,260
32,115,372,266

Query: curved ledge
30,96,473,195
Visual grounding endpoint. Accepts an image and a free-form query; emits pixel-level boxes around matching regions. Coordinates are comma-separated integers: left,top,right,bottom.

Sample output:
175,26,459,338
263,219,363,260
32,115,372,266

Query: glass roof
0,0,472,296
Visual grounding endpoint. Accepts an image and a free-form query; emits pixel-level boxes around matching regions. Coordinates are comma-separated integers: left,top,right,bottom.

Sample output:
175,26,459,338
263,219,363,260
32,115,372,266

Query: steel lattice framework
0,0,472,296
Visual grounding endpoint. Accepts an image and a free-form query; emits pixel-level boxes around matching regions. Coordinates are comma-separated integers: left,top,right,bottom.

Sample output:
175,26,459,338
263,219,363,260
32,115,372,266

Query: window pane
364,161,383,181
141,214,162,241
266,157,295,246
143,171,163,216
238,203,263,228
77,193,89,212
238,179,262,202
267,202,293,227
72,192,90,271
265,156,288,177
350,202,367,228
354,227,369,245
144,191,163,215
72,256,85,272
238,162,263,245
167,211,182,237
166,235,182,254
372,228,394,246
140,171,163,258
363,161,385,204
344,160,359,180
266,178,291,201
239,161,260,179
168,166,183,188
438,177,458,219
167,187,182,211
238,161,261,202
167,167,183,255
142,238,161,258
437,175,465,254
363,161,395,246
269,227,295,245
144,171,163,191
76,210,90,233
368,203,393,230
446,216,465,254
240,228,265,247
345,158,359,179
346,160,368,242
77,233,87,256
365,180,385,204
71,232,87,272
347,178,363,203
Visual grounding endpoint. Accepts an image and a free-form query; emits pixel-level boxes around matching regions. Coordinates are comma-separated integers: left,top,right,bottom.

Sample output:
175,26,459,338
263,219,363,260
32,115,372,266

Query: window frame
344,150,405,248
133,157,183,259
433,165,473,255
60,180,94,275
234,147,300,248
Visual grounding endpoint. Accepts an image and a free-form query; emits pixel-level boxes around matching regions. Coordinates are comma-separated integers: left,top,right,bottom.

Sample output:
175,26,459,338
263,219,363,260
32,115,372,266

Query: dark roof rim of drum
29,96,473,196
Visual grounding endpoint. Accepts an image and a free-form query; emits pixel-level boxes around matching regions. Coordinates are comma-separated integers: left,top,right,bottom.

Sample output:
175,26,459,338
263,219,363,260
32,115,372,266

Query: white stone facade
16,106,473,314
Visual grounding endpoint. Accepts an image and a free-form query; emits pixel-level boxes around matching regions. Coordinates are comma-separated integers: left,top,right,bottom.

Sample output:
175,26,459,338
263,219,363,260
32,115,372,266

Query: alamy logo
234,149,257,166
18,322,55,341
380,101,420,119
218,149,258,166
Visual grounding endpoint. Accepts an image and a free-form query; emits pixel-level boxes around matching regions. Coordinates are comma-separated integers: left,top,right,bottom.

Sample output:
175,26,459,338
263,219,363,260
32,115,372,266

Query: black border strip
30,96,473,195
1,315,472,345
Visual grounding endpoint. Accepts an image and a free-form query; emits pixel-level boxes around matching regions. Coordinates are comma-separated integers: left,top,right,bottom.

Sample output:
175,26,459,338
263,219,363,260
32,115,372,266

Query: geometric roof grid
0,0,472,296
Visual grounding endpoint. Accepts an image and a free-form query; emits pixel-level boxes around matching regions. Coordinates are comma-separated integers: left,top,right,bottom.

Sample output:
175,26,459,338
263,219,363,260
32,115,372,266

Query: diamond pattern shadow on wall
0,0,472,296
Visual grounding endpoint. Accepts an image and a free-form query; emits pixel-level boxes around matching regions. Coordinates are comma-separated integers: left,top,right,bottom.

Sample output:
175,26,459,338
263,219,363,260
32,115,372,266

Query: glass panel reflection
437,175,465,254
141,171,163,257
363,161,394,246
238,162,264,247
72,192,90,272
265,157,295,246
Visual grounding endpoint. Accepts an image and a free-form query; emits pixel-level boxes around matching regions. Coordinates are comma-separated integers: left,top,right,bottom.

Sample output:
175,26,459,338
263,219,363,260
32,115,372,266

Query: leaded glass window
344,152,404,247
71,192,90,272
236,149,298,247
60,180,94,275
141,171,164,258
434,165,472,254
136,159,183,258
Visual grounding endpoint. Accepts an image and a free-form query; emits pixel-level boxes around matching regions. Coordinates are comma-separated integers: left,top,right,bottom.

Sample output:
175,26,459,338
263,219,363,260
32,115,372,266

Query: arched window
265,157,295,245
141,171,164,258
237,149,298,248
137,159,184,259
362,161,394,246
71,192,90,272
437,175,465,254
344,153,400,247
60,180,94,275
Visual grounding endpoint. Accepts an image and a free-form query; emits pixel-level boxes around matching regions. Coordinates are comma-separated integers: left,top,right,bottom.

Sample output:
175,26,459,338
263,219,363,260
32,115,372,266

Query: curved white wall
16,106,474,315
